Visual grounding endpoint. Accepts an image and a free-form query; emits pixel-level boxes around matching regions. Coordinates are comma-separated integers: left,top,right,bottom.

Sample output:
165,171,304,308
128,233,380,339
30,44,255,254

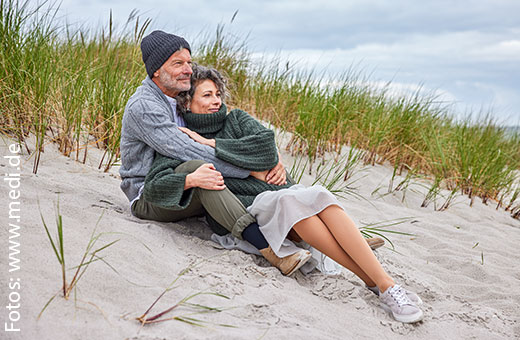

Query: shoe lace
391,286,412,306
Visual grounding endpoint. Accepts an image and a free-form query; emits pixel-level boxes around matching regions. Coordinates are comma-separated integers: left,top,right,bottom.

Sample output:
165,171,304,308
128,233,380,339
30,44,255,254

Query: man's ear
153,70,160,78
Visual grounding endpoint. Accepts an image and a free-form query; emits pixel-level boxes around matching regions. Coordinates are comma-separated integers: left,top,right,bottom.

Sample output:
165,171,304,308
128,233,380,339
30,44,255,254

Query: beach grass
137,260,234,328
38,200,119,318
1,0,519,217
358,217,417,250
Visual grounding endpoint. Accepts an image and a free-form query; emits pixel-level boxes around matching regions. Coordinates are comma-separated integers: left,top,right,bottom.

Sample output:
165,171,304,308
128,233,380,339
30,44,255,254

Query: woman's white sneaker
379,284,423,323
367,285,423,305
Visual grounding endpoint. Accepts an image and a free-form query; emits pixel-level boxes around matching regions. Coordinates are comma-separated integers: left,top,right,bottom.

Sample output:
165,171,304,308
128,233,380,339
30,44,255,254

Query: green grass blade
38,206,62,264
37,291,59,320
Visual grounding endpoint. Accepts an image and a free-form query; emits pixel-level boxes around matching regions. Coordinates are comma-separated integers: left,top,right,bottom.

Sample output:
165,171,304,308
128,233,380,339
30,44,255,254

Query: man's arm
127,99,249,178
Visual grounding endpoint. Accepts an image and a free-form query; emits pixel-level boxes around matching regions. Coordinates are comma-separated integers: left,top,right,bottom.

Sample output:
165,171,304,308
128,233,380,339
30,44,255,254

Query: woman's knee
174,159,207,173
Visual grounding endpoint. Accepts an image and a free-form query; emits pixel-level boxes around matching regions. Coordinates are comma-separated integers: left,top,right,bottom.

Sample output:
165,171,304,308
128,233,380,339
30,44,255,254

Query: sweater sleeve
143,154,194,209
214,109,279,171
126,99,249,178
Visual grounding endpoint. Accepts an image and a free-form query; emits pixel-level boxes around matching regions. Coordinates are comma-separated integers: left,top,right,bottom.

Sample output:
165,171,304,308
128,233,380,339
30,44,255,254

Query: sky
57,0,520,124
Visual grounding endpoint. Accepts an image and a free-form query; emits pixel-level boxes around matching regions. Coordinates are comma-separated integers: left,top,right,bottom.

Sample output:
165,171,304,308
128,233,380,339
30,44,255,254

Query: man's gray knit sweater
119,77,249,202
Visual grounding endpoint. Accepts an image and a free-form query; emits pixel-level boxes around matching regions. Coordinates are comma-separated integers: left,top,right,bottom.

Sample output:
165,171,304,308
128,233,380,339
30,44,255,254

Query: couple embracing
119,30,423,324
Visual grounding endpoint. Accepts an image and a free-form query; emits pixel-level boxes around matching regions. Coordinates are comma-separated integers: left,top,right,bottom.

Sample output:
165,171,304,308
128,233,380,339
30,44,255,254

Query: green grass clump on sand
1,0,519,217
38,200,119,318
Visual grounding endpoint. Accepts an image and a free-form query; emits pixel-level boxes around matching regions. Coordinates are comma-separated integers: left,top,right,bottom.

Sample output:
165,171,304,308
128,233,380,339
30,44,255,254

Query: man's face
154,48,192,97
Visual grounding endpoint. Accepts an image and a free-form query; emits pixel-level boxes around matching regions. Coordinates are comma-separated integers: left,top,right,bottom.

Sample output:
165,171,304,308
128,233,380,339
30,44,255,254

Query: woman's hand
250,170,269,182
185,163,225,190
179,127,216,147
251,153,286,185
265,152,287,185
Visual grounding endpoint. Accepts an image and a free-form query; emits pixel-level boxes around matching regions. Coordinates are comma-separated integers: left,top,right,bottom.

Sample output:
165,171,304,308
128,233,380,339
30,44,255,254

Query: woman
144,64,424,323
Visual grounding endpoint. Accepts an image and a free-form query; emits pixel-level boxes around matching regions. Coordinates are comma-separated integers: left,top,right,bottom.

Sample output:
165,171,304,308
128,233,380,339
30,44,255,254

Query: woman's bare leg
294,207,423,323
292,215,376,287
317,205,395,292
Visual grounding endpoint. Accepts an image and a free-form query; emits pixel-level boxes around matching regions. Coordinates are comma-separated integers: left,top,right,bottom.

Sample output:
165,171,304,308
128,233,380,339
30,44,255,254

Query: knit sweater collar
143,76,174,115
183,104,228,135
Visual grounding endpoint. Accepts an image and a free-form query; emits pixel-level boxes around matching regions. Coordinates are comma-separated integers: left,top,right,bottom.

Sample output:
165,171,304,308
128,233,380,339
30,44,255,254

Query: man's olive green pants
131,160,255,238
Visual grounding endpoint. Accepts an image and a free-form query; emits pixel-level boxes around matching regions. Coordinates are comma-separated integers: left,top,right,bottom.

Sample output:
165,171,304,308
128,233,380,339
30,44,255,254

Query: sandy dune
1,135,519,340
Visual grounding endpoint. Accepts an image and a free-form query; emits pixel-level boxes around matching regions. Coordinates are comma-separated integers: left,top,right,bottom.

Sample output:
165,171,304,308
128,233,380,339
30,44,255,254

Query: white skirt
247,184,343,257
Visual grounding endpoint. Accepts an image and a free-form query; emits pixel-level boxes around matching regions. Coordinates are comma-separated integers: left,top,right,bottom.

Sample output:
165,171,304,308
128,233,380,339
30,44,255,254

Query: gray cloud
57,0,520,122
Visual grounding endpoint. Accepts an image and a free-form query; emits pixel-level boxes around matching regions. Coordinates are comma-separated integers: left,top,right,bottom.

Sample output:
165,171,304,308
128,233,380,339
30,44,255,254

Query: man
119,30,309,275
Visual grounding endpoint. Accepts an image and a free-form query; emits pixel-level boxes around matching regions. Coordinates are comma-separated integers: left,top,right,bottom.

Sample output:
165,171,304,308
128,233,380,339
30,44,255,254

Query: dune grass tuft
38,200,119,319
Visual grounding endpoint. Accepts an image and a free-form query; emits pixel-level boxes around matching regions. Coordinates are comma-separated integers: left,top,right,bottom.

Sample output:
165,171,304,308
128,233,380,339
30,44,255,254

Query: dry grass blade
136,261,233,329
89,254,151,288
136,261,200,324
37,290,59,320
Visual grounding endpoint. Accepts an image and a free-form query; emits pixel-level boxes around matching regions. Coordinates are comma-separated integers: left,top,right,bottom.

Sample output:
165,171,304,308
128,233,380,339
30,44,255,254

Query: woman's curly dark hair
176,63,228,114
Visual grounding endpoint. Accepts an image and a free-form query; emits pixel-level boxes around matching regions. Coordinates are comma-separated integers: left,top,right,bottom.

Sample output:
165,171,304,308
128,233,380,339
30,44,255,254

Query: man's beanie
141,30,191,78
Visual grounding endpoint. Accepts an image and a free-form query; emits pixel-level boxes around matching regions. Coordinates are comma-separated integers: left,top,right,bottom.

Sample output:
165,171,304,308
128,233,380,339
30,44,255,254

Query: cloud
55,0,520,121
251,29,520,121
58,0,520,49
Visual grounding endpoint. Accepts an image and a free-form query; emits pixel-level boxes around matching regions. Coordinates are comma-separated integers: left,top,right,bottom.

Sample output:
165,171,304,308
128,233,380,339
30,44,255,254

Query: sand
1,134,519,340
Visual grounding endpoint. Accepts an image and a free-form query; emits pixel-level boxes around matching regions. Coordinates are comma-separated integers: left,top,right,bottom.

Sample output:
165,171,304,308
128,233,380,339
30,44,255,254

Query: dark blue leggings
241,222,269,250
205,214,268,250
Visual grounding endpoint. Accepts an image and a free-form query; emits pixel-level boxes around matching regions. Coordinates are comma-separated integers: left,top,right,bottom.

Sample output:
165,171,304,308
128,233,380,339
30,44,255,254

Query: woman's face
189,79,222,114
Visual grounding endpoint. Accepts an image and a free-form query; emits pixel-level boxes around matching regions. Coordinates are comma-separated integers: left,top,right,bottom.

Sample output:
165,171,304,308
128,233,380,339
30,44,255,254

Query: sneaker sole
286,251,312,276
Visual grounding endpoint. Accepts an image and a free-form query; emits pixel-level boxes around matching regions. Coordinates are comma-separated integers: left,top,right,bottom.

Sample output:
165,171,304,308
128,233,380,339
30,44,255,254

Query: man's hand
185,163,225,190
265,152,286,185
179,127,216,147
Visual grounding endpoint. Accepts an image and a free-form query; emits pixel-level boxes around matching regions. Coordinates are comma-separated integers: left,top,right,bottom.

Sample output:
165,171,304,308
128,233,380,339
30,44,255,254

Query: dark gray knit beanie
141,30,191,78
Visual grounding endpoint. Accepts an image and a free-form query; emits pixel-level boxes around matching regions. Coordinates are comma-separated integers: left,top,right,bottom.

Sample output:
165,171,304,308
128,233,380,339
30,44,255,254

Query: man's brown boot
259,246,312,276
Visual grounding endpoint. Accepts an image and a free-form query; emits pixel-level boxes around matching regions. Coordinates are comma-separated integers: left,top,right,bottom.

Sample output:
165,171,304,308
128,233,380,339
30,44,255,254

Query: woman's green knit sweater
143,105,293,209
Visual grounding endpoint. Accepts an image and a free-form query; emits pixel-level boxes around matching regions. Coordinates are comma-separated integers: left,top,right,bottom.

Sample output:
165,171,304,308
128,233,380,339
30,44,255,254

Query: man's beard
159,70,190,94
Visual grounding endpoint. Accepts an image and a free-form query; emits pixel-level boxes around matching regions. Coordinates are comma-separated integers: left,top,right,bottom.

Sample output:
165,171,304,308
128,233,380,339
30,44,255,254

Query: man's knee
193,187,239,210
193,186,227,200
174,159,207,173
